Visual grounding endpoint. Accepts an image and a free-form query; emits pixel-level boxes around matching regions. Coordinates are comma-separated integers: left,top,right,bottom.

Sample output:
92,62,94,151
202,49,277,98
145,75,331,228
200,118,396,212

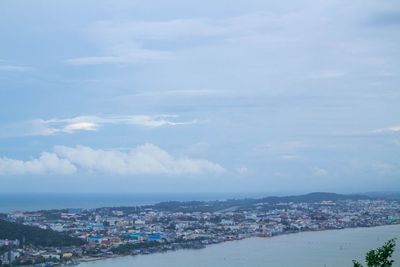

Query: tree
0,220,84,247
353,238,396,267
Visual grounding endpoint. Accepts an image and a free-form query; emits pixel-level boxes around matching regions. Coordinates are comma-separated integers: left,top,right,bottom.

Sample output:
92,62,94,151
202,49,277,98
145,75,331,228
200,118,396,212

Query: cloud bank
374,126,400,133
67,14,298,66
0,115,197,137
0,152,76,175
0,64,33,72
0,144,225,176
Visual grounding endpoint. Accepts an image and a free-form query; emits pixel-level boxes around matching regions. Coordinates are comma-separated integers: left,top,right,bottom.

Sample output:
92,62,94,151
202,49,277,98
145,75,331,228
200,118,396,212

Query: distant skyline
0,0,399,193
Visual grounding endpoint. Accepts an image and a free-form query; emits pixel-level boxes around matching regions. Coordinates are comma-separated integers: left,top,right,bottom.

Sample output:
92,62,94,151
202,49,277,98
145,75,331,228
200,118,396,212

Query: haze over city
0,0,399,193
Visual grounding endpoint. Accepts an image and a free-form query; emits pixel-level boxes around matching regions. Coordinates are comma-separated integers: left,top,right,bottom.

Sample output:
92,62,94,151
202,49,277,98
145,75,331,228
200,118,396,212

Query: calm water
79,225,400,267
0,193,269,213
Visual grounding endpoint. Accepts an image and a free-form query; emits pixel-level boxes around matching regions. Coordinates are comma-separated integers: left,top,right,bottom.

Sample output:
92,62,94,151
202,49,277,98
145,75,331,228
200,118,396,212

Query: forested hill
258,192,370,204
139,192,372,213
0,219,84,247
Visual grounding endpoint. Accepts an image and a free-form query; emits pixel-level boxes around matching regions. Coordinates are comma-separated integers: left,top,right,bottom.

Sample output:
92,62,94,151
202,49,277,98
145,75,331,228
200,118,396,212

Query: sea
0,192,270,213
78,224,400,267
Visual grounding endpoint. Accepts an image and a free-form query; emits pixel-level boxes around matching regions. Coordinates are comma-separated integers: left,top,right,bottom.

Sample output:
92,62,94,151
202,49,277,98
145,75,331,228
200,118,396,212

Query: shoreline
73,223,400,266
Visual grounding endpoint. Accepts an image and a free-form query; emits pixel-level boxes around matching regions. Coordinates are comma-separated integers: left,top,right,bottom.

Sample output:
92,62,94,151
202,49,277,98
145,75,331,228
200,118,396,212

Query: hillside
258,192,371,204
142,192,372,213
0,219,84,247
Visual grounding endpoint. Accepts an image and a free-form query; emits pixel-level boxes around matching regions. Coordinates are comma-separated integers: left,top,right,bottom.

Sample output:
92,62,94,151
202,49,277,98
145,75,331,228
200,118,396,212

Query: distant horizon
1,190,399,196
0,190,399,214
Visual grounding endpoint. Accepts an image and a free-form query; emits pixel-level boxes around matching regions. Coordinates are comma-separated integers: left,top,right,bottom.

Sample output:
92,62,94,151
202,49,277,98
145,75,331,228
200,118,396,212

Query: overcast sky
0,0,399,193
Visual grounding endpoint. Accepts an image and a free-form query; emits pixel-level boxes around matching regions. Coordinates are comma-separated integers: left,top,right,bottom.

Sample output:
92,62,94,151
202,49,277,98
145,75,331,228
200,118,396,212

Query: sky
0,0,399,194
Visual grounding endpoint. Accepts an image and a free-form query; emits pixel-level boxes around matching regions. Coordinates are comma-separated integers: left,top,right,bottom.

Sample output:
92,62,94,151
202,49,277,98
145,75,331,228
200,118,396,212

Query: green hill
0,219,84,247
146,192,371,213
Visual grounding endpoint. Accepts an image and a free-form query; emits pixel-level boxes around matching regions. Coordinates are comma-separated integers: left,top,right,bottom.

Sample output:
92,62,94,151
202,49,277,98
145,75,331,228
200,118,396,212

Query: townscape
1,193,399,266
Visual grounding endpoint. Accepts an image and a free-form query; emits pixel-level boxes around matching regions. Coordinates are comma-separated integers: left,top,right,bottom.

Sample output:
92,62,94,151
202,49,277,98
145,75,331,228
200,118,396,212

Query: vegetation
111,238,207,255
149,192,371,213
353,238,396,267
0,219,84,247
111,241,162,254
258,192,370,204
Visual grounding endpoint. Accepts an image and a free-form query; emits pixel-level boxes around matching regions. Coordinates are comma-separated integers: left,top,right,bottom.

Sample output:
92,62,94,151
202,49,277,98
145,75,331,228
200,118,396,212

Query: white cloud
65,49,171,65
0,115,197,137
384,126,400,132
65,47,171,66
0,152,77,175
64,14,284,66
55,144,225,175
0,144,225,176
0,64,33,72
102,115,196,128
373,125,400,133
333,125,400,137
62,121,98,133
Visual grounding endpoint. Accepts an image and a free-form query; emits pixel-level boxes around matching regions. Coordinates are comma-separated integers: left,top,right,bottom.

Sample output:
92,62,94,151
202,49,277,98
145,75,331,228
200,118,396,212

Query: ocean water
78,224,400,267
0,192,269,213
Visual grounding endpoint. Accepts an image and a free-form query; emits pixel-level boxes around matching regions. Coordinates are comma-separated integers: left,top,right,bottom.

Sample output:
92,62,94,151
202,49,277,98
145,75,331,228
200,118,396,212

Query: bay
0,192,268,213
79,224,400,267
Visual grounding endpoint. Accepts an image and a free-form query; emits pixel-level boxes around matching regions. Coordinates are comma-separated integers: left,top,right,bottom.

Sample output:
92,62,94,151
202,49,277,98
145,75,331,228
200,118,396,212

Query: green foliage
150,193,370,213
111,237,207,255
111,241,161,254
0,219,85,247
353,238,396,267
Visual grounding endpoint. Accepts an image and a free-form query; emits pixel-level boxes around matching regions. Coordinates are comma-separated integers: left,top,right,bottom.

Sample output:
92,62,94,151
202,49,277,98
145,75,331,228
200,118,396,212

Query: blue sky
0,0,399,193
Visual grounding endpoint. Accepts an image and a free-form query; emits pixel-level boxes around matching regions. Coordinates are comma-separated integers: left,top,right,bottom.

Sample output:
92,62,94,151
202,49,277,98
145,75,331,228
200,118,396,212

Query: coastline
74,223,400,266
76,224,400,267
